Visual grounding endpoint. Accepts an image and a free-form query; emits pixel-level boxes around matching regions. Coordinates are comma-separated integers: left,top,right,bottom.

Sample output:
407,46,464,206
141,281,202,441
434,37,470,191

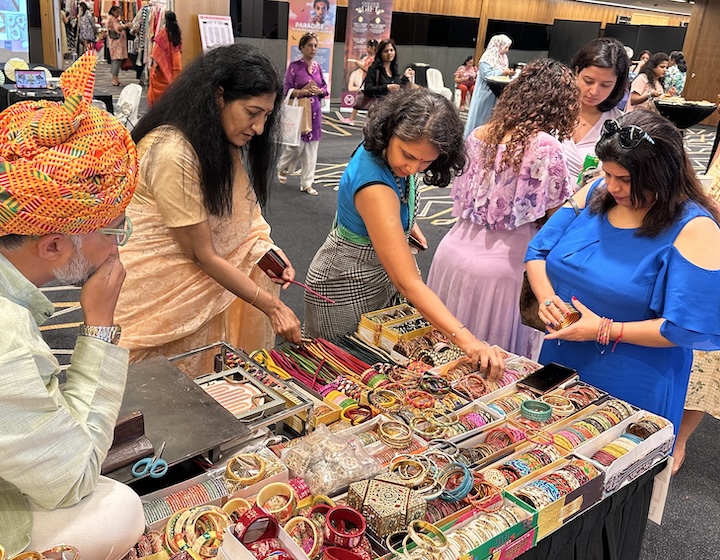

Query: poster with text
340,0,394,109
286,0,337,113
198,15,235,53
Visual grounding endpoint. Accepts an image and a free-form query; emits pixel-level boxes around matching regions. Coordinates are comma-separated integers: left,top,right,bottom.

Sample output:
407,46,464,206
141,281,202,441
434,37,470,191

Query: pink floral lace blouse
452,131,573,230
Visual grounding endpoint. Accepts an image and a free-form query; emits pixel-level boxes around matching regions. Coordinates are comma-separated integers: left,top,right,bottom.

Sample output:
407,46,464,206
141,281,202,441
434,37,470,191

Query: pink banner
340,0,394,109
286,0,338,110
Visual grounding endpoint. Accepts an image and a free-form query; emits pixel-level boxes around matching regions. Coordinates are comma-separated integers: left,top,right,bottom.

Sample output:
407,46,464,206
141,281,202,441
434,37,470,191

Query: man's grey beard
53,236,97,287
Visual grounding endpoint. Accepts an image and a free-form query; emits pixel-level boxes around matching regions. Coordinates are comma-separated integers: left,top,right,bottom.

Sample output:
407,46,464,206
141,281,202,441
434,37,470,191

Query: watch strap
78,324,122,345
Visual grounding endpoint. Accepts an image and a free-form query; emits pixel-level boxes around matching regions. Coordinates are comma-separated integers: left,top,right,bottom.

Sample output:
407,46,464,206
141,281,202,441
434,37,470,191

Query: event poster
340,0,394,109
198,15,235,53
286,0,338,112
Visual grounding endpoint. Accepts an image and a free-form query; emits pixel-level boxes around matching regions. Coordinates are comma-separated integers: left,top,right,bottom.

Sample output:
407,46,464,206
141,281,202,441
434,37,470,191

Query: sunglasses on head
601,119,655,149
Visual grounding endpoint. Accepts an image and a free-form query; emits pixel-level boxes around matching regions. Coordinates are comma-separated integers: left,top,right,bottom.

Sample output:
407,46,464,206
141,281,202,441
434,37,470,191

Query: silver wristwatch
78,324,122,345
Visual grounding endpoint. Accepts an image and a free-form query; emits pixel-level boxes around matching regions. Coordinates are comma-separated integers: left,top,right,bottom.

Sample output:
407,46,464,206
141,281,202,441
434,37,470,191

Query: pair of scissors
131,441,168,478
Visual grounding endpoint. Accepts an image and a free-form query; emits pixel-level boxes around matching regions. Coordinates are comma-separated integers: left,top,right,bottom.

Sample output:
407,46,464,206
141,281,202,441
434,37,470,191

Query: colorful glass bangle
222,498,252,522
341,404,373,425
407,519,449,550
322,547,365,560
324,506,367,549
520,400,553,422
256,482,296,525
232,504,279,544
285,516,322,558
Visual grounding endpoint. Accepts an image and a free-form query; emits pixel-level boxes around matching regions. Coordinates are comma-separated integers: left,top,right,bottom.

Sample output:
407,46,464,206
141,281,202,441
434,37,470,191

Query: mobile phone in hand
408,235,426,251
258,249,287,277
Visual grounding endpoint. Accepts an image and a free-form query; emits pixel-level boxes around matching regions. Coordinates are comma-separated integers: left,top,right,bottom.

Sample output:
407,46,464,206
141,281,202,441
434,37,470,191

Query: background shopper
464,34,514,138
277,32,328,196
563,37,629,183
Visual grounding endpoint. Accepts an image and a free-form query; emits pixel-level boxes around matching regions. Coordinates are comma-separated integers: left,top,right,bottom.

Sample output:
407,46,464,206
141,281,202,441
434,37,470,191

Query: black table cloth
486,77,512,98
655,101,717,130
518,462,666,560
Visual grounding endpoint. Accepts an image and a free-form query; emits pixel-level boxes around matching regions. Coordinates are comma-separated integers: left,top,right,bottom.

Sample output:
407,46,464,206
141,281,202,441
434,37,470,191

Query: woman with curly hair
626,51,668,112
427,59,579,358
304,89,505,376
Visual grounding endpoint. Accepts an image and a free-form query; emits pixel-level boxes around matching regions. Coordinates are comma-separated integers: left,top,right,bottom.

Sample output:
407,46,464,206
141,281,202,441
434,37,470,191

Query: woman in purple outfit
427,59,579,358
278,32,328,196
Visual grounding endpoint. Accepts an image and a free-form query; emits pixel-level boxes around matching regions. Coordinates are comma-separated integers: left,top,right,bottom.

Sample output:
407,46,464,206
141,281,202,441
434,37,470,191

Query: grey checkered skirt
303,229,401,338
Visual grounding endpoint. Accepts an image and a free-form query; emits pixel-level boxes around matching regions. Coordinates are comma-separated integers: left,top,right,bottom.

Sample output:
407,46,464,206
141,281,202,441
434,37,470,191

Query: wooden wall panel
173,0,229,65
336,0,689,26
681,0,720,125
39,0,57,66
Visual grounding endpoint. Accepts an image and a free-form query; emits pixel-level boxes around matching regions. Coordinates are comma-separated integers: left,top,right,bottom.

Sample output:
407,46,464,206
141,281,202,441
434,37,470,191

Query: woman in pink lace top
427,59,579,358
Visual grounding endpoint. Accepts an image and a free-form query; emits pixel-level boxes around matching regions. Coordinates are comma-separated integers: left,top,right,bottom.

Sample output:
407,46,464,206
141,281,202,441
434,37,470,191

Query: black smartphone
408,235,426,251
517,362,578,394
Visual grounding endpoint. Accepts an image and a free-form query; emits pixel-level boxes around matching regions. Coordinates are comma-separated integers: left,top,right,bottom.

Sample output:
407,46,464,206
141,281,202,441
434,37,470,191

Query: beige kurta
115,126,278,371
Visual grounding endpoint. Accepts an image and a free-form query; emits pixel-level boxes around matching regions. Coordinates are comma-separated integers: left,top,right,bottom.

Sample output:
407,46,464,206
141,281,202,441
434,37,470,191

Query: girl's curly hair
478,58,580,173
363,88,466,187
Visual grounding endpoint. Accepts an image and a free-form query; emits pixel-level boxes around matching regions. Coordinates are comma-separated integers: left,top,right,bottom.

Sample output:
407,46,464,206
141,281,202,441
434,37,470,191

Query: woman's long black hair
164,11,181,47
593,111,720,236
132,44,283,213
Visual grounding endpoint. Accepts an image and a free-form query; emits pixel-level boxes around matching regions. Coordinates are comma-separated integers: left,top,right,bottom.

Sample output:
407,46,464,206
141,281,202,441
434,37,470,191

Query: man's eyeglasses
601,119,655,149
98,216,133,247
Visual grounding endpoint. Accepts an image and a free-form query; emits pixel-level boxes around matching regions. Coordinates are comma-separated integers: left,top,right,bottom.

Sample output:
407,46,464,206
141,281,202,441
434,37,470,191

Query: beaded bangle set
513,459,600,511
553,399,635,451
592,414,669,466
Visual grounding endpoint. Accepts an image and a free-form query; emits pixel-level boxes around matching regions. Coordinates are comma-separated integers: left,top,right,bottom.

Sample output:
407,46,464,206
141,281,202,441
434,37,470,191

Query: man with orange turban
0,54,143,557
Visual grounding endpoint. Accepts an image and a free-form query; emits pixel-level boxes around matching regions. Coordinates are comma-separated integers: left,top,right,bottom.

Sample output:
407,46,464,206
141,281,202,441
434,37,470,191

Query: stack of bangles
393,520,448,559
561,384,605,409
592,414,669,466
438,504,529,560
539,394,576,417
388,366,423,388
231,505,293,560
405,390,436,410
486,390,534,416
225,453,266,487
340,404,374,426
367,388,404,413
323,389,358,410
443,409,495,437
8,547,82,560
512,459,600,510
565,399,635,451
360,364,391,389
597,316,623,352
479,444,562,488
256,482,296,524
165,505,231,558
377,420,414,449
453,374,488,399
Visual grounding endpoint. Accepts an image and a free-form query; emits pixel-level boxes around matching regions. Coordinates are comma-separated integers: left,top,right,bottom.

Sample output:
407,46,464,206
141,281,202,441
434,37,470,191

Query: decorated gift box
347,472,427,537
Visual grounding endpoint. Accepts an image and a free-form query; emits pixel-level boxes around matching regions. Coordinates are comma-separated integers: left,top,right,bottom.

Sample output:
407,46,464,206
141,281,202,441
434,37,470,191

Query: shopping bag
297,96,313,135
280,90,303,147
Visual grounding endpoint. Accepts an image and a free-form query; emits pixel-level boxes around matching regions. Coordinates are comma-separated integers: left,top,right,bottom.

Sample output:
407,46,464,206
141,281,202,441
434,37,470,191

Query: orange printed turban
0,53,138,237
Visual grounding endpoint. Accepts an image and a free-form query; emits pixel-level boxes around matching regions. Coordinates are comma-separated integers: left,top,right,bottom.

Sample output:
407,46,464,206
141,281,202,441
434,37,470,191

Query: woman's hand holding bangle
461,339,504,380
544,297,598,342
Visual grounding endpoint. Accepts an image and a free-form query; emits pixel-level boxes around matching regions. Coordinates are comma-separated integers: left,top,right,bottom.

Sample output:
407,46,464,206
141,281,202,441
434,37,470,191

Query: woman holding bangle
626,52,668,112
303,89,505,376
115,44,302,366
277,32,328,196
525,110,720,431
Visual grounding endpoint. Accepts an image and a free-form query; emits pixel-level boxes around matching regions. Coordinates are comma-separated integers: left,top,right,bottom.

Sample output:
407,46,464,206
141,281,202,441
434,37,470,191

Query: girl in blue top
525,111,720,432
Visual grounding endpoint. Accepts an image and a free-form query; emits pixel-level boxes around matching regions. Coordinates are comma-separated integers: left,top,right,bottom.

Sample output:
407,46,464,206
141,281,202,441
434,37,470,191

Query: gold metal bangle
225,453,266,484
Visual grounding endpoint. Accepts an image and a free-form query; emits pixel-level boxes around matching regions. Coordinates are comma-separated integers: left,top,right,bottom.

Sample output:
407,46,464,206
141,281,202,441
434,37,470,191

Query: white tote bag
280,89,303,147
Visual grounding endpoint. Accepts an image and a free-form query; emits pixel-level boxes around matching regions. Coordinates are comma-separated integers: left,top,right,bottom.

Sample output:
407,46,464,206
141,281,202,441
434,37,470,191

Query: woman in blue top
525,110,720,432
304,89,505,375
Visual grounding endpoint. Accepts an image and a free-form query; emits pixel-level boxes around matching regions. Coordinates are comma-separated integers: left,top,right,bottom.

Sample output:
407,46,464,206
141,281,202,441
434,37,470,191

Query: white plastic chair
426,68,452,101
115,83,142,130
